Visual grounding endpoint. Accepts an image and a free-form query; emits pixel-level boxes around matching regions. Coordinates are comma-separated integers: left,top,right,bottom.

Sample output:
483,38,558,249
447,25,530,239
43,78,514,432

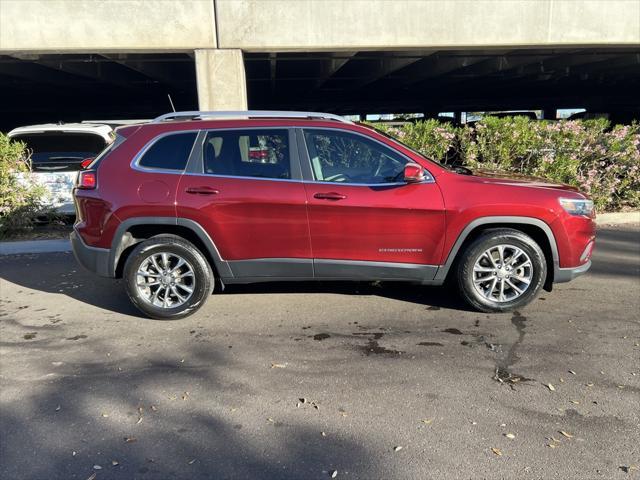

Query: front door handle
313,192,347,201
185,186,220,195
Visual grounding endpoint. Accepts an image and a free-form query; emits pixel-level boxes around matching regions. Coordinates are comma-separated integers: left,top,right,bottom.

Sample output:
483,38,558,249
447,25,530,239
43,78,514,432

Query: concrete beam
216,0,640,50
195,49,247,110
0,0,216,52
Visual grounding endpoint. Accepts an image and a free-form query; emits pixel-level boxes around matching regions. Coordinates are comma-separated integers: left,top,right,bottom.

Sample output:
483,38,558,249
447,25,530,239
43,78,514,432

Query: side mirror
404,162,425,183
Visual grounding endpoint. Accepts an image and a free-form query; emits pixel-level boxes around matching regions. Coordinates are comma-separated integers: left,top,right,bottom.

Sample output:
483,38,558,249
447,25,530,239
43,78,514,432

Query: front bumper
70,230,112,277
555,260,591,283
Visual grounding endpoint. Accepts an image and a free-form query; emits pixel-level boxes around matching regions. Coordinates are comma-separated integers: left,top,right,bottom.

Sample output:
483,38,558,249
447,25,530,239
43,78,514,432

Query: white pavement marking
0,239,71,256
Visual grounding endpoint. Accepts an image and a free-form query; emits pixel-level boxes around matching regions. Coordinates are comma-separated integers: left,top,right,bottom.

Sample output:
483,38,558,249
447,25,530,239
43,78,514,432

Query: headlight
559,197,594,216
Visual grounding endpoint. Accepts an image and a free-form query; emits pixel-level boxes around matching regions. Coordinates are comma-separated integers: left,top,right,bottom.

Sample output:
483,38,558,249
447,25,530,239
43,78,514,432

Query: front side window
303,129,409,184
138,132,197,171
203,129,290,180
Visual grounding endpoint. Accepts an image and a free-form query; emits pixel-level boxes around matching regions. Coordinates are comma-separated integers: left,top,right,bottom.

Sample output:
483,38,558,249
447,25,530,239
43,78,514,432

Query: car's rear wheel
123,236,213,320
457,228,546,313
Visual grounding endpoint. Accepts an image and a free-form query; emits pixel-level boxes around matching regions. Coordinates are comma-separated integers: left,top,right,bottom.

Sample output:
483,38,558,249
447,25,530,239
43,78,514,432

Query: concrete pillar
195,49,248,111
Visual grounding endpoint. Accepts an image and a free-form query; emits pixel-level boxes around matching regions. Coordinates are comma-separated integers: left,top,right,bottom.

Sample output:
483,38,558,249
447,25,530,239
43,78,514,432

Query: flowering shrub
380,118,640,212
0,133,49,237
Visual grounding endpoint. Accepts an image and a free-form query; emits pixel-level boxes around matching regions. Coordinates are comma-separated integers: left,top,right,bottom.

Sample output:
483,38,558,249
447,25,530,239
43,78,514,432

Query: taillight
77,170,97,189
80,157,95,169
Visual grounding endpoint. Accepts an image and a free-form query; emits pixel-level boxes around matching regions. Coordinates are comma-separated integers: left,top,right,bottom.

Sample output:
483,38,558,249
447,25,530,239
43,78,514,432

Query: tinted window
203,129,290,179
303,129,408,184
12,132,108,167
139,132,197,170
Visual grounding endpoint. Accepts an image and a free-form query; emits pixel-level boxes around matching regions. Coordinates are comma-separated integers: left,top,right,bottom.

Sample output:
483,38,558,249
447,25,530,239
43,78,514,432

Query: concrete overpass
0,0,639,129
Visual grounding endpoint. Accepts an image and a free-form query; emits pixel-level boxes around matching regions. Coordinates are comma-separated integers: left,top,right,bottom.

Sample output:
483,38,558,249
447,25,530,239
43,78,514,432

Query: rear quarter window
138,132,197,171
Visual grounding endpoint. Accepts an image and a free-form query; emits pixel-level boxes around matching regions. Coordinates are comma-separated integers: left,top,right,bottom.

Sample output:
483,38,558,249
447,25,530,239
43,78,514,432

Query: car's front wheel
457,228,546,313
123,236,214,319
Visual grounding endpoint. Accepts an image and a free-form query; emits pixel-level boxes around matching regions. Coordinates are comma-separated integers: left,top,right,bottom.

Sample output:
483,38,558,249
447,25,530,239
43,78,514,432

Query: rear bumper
555,260,591,283
70,230,112,277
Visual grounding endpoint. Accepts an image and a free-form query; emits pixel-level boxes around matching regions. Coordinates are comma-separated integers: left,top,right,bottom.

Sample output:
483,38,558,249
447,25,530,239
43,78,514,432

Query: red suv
71,111,596,319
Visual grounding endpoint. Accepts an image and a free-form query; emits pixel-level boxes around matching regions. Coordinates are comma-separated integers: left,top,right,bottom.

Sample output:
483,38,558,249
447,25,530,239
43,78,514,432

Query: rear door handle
313,192,347,201
185,186,220,195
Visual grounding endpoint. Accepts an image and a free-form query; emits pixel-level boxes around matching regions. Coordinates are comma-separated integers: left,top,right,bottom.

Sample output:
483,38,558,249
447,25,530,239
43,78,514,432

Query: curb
0,239,71,256
596,211,640,226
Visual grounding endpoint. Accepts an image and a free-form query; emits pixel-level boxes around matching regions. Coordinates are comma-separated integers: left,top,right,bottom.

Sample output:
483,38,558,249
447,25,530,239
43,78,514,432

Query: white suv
8,123,114,214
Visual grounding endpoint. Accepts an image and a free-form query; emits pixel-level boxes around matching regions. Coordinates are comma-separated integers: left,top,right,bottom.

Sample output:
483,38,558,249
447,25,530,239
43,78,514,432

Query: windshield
12,132,109,169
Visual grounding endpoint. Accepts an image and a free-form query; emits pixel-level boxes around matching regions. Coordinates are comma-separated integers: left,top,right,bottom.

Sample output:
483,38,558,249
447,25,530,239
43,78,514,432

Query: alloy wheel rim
472,244,533,303
136,252,195,308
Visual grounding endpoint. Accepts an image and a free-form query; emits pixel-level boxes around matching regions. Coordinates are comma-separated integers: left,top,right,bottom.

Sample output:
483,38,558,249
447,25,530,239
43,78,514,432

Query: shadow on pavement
0,225,636,318
0,252,471,317
0,338,387,480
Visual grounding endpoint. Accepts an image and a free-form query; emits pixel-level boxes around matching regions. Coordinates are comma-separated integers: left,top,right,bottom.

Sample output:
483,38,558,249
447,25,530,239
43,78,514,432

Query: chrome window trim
130,130,200,175
180,172,304,184
299,126,435,186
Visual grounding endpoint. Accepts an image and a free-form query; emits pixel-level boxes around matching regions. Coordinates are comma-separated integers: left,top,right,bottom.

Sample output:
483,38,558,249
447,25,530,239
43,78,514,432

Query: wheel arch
434,216,559,288
109,217,232,280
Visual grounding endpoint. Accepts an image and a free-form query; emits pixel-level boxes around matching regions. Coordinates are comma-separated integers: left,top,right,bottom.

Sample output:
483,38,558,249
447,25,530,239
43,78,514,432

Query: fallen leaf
267,418,274,423
187,459,196,465
559,378,564,383
569,370,576,375
136,417,143,425
491,447,502,456
547,383,556,391
182,392,189,400
559,430,574,439
111,460,119,466
586,383,594,387
505,433,516,439
547,443,556,448
330,470,338,478
150,405,157,412
394,446,403,452
101,413,109,418
421,418,434,425
271,363,286,369
124,436,137,443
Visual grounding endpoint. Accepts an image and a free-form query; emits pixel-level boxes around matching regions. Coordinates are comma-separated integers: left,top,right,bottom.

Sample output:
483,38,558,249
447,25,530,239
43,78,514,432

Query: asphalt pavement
1,225,639,480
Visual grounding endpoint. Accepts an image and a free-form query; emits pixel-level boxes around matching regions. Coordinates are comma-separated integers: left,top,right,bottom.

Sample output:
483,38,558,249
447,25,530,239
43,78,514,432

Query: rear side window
202,129,290,179
138,132,197,171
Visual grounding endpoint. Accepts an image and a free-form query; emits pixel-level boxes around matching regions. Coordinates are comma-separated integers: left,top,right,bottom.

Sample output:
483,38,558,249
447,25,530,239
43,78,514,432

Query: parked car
8,123,114,215
71,111,595,319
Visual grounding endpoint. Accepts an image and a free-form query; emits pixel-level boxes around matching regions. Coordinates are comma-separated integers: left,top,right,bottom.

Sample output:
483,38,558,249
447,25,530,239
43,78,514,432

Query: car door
176,127,313,279
299,127,446,281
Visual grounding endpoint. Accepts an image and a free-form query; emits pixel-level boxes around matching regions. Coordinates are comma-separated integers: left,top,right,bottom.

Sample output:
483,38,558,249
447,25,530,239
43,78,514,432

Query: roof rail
152,110,352,124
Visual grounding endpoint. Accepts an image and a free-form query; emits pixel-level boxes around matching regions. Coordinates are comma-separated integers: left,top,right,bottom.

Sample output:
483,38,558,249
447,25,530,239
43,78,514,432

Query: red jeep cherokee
71,111,595,319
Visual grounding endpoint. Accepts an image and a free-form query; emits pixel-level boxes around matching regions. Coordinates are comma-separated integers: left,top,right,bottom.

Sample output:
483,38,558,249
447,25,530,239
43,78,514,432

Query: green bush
380,117,640,212
0,133,49,238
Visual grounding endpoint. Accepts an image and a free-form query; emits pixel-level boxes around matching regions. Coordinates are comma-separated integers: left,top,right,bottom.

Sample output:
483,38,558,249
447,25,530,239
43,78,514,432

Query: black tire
123,236,214,320
456,228,546,313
